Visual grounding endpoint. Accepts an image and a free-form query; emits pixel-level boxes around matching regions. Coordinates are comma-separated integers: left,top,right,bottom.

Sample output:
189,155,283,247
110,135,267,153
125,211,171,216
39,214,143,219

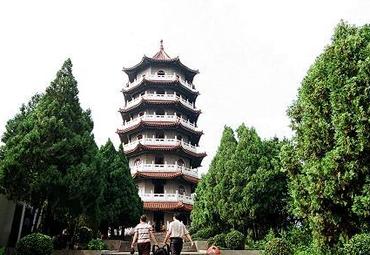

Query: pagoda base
144,210,191,232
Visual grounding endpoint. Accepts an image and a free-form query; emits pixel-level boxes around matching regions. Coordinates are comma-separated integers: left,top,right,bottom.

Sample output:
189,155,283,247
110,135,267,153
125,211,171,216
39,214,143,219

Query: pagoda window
154,183,164,194
155,155,164,165
177,159,185,167
155,131,164,139
156,109,165,116
157,89,165,95
157,70,165,76
134,158,142,166
178,185,185,195
137,134,143,140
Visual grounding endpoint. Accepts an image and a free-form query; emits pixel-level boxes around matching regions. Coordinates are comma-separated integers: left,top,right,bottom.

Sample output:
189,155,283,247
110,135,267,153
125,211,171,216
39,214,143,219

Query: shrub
264,238,292,255
76,226,93,244
342,233,370,255
87,239,108,250
0,246,5,255
207,237,215,247
213,233,226,248
16,233,53,255
193,227,215,240
225,230,245,250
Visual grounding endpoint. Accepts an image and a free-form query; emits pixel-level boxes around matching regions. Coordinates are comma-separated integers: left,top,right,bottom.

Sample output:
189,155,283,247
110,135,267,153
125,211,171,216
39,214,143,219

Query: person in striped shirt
131,215,158,255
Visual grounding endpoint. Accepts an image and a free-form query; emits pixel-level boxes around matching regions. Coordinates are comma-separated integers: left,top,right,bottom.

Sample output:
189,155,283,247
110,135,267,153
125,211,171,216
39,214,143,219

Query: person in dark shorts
131,215,158,255
163,213,194,255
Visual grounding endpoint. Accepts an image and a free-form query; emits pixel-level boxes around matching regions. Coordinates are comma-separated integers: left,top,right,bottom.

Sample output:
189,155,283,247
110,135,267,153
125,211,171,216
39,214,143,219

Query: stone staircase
153,232,197,252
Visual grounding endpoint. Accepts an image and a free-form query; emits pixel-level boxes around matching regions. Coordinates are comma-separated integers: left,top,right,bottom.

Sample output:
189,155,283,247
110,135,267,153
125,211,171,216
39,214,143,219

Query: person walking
163,213,194,255
131,215,158,255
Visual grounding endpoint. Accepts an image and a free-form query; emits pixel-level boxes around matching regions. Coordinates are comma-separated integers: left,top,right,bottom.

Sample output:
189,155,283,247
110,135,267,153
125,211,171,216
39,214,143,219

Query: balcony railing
139,192,194,205
120,114,201,132
123,138,204,155
131,163,198,178
124,93,197,111
123,73,197,92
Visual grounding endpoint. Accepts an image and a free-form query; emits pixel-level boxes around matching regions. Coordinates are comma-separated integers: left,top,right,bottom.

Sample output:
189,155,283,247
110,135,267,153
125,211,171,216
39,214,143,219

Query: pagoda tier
118,41,204,230
117,116,203,144
123,142,206,168
123,56,199,84
132,164,199,185
119,94,201,122
122,76,199,101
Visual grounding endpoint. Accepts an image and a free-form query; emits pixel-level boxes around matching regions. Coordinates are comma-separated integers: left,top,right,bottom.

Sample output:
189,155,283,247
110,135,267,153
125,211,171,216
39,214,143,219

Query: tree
191,125,289,240
0,59,98,235
191,126,237,235
282,22,370,250
97,140,142,237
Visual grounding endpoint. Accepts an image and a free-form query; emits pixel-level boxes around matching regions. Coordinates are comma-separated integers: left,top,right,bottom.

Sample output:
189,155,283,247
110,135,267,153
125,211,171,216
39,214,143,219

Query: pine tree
97,140,142,236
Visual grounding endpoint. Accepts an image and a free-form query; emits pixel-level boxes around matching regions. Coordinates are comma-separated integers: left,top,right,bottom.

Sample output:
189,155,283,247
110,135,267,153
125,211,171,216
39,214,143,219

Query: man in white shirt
163,213,194,255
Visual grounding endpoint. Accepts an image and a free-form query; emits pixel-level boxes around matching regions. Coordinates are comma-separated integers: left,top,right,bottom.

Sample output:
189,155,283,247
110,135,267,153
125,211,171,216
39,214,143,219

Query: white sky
0,0,369,173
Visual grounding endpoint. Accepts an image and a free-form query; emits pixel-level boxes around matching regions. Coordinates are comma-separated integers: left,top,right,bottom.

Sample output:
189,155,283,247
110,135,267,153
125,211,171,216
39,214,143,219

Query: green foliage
213,233,227,248
16,233,53,255
97,141,142,232
192,125,289,240
207,237,215,246
341,233,370,255
193,227,216,240
76,226,93,244
225,230,245,250
282,21,370,250
0,246,4,255
87,239,108,250
264,238,292,255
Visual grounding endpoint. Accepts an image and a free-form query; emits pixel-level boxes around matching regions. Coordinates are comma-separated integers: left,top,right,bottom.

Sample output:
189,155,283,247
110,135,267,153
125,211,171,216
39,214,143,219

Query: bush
208,237,215,247
213,233,226,248
193,227,215,240
264,238,292,255
87,239,108,250
0,246,5,255
16,233,53,255
225,230,245,250
342,233,370,255
76,226,93,244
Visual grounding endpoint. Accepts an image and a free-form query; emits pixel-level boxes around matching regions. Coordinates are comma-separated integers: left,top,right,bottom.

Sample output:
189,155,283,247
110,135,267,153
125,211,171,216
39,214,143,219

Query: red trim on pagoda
133,171,199,184
125,143,207,158
144,202,193,212
119,99,201,114
117,120,203,136
122,78,199,97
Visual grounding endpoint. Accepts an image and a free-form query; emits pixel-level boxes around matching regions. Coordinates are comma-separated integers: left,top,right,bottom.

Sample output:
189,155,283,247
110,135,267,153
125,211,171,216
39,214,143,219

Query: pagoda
117,41,206,232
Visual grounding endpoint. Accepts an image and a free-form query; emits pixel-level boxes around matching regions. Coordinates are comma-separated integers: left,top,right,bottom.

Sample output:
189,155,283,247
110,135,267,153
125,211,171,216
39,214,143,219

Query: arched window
157,70,165,76
178,185,185,195
177,159,185,167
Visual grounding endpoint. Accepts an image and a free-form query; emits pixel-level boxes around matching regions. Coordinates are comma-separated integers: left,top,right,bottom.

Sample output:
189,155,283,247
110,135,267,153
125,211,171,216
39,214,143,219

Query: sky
0,0,369,173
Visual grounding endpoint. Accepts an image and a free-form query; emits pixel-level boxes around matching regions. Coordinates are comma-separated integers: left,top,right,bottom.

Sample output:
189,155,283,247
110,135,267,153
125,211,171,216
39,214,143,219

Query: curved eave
143,202,193,212
124,144,206,167
119,100,202,117
117,121,203,142
122,79,199,99
123,56,199,82
133,171,199,184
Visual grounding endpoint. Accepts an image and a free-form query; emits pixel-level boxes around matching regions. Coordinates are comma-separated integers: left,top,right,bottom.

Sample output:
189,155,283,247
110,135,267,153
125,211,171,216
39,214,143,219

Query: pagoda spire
152,39,171,60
